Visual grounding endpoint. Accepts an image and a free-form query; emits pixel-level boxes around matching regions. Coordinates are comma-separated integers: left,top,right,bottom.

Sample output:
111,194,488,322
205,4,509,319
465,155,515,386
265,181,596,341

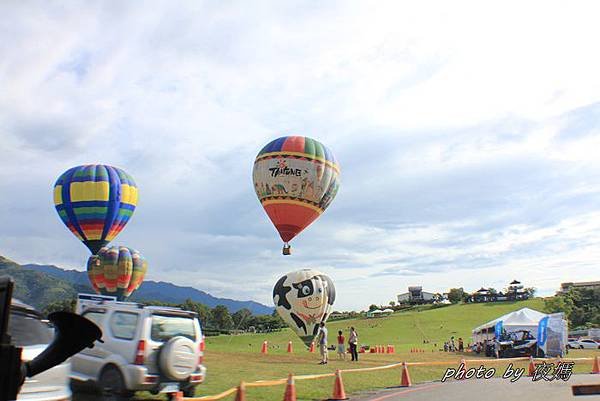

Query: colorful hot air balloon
87,246,147,301
272,269,336,347
53,164,138,254
253,136,340,254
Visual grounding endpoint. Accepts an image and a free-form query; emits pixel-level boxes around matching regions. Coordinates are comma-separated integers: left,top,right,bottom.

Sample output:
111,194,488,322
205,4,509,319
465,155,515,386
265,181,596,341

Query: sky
1,1,600,311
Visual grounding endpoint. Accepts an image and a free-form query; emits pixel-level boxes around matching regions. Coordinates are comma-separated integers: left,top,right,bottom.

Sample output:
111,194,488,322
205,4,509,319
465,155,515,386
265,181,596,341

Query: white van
71,294,206,400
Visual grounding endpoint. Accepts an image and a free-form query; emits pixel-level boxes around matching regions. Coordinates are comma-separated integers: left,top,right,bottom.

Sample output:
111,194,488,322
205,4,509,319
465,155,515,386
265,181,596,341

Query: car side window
110,311,139,340
83,311,106,327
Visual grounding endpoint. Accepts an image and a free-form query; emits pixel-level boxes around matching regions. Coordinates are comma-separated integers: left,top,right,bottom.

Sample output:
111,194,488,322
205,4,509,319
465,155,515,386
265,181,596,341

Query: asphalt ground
352,374,600,401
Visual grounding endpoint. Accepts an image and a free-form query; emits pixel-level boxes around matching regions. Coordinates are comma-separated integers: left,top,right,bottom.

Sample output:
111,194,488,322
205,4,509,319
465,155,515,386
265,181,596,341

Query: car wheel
580,345,584,349
99,366,134,401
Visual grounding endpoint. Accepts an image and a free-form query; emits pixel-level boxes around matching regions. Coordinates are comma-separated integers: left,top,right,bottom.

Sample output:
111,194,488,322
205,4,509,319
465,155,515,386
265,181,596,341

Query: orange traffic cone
235,382,246,401
283,373,296,401
287,341,293,353
172,392,183,401
592,356,600,374
331,369,348,400
261,340,268,354
309,341,315,353
528,356,536,377
400,362,412,387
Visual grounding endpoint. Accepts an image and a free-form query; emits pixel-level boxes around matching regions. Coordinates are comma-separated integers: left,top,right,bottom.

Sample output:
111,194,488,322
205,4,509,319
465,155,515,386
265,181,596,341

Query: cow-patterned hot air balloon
253,136,340,255
87,246,147,301
273,269,336,347
53,164,138,254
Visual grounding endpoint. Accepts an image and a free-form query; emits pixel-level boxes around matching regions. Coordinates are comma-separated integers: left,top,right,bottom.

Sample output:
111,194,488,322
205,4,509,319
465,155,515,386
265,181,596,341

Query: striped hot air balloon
252,136,340,254
87,246,147,301
53,164,138,254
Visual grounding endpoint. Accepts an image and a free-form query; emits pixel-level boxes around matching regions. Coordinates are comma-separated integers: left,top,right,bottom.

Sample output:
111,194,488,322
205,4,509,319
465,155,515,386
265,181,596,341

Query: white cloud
1,1,600,310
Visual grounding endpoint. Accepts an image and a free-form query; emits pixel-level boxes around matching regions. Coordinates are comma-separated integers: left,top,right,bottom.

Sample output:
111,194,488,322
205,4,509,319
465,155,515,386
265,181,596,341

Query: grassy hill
189,298,599,401
206,298,547,353
0,255,79,309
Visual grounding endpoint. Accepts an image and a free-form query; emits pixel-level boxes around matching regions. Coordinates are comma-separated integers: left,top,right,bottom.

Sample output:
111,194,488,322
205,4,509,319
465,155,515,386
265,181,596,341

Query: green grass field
165,299,599,400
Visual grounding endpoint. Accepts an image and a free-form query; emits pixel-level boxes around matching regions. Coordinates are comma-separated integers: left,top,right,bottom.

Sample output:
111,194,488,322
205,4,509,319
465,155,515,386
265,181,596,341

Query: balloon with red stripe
87,246,147,301
252,136,340,254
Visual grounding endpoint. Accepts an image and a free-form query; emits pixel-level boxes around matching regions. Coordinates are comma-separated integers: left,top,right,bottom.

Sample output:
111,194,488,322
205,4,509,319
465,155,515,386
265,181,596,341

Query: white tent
472,307,548,343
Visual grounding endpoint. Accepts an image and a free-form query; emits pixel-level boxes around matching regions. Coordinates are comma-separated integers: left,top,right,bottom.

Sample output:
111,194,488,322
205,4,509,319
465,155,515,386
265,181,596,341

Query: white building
397,286,436,304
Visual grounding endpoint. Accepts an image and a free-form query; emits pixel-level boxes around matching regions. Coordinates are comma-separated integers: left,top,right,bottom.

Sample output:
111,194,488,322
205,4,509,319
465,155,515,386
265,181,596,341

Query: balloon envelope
273,269,336,346
253,136,340,246
54,164,138,254
87,246,147,301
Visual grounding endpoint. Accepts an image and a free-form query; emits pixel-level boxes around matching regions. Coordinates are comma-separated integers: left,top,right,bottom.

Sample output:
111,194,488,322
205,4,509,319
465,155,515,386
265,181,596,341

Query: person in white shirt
317,322,328,364
348,327,359,361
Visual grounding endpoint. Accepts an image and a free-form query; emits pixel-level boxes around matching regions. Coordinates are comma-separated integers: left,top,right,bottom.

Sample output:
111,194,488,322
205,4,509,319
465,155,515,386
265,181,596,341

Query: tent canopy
472,307,547,334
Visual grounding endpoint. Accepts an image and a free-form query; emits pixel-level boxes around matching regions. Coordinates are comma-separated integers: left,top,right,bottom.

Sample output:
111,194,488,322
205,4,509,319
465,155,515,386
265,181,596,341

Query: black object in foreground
0,276,103,401
22,311,103,379
572,384,600,396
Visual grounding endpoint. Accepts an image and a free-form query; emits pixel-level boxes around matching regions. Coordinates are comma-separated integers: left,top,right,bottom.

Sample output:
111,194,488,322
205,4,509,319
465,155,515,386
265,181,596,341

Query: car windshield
8,311,53,346
151,314,196,342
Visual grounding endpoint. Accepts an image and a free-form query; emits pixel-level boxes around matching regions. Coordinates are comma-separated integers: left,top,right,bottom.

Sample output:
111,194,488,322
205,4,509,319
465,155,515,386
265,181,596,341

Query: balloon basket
282,244,291,255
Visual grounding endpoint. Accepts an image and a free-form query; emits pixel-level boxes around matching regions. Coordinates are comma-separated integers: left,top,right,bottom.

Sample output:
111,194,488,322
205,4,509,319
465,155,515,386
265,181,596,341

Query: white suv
71,294,206,400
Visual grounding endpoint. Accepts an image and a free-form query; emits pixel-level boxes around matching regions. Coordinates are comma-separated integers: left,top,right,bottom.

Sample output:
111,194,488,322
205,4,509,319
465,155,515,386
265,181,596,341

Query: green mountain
0,256,80,309
0,255,273,315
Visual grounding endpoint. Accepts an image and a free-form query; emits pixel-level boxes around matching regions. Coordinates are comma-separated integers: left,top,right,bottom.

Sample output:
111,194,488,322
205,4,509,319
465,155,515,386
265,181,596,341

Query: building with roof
397,286,436,304
559,281,600,294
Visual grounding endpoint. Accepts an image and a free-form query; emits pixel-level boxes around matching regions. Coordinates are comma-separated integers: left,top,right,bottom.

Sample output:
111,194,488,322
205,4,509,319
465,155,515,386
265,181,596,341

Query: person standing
317,322,328,364
337,330,346,360
348,327,359,361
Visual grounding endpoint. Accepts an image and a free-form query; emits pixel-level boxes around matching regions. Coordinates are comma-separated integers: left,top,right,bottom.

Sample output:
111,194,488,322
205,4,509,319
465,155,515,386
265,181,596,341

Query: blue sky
1,1,600,310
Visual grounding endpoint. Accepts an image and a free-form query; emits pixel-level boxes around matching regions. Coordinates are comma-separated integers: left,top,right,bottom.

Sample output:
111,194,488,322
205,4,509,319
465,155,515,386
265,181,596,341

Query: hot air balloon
253,136,340,254
87,246,147,301
272,269,336,347
53,164,138,254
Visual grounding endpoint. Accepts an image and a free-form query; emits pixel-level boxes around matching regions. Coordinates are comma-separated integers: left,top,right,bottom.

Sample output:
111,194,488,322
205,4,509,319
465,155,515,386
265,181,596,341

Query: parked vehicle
567,338,581,349
577,338,600,349
70,294,206,400
9,299,72,401
494,330,539,358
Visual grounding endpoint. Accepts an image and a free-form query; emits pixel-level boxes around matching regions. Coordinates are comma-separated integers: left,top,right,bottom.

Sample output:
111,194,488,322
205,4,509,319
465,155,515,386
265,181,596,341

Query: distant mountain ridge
1,255,273,315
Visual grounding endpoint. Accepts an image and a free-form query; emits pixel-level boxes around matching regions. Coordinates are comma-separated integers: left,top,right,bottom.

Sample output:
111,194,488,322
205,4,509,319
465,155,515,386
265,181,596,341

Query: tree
43,298,76,315
179,299,212,327
447,288,465,304
389,301,396,307
211,305,234,330
232,308,253,330
544,288,600,328
369,304,379,311
524,287,536,298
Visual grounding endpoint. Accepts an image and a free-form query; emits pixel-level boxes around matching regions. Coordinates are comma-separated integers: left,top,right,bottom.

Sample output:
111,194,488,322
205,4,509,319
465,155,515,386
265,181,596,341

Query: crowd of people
314,323,474,365
316,322,360,364
442,336,465,352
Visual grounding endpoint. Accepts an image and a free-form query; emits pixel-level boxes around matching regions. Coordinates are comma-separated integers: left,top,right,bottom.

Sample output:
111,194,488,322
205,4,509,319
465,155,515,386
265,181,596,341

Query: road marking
366,383,444,401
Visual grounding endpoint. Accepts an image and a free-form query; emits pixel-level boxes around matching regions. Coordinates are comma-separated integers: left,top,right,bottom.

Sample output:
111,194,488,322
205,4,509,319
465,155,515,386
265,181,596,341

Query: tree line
43,297,285,334
545,287,600,329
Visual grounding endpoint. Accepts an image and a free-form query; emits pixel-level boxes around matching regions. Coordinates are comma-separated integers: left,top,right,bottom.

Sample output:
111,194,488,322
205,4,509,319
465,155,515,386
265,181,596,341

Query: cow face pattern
273,269,336,346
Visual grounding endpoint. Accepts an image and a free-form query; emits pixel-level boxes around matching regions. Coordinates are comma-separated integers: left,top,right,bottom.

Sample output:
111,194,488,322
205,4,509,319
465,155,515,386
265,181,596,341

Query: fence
182,356,597,401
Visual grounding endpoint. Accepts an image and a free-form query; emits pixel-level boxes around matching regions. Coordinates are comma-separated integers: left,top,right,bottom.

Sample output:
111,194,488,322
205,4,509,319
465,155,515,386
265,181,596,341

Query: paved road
352,375,600,401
